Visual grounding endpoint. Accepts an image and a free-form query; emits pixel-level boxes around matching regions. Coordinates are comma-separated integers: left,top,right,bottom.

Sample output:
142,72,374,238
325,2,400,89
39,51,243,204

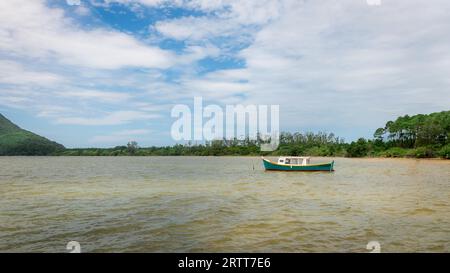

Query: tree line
58,111,450,159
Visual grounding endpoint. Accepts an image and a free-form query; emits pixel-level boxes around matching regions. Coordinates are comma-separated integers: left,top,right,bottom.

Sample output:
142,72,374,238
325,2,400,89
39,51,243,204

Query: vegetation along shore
1,111,449,159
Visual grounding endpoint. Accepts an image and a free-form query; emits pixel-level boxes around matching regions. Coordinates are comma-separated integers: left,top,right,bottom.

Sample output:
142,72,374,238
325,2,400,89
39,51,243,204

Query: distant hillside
0,114,65,155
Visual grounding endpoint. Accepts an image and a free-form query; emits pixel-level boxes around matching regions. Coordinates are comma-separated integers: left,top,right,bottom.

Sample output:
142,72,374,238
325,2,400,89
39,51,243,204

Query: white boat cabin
278,157,311,166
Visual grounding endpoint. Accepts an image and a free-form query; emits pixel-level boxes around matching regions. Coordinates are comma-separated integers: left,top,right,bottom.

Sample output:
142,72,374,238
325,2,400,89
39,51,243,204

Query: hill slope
0,114,65,155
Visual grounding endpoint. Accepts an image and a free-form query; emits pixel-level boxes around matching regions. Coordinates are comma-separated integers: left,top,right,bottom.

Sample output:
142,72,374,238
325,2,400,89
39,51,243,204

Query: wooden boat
262,156,334,172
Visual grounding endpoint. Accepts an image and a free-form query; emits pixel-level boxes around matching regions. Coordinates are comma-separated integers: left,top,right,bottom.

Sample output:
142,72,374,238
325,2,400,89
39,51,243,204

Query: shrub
413,147,435,158
346,138,369,157
438,145,450,159
380,147,408,158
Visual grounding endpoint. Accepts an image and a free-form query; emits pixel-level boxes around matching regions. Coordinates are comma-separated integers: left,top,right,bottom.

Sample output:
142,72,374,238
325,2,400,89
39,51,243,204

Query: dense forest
1,111,449,158
58,111,450,159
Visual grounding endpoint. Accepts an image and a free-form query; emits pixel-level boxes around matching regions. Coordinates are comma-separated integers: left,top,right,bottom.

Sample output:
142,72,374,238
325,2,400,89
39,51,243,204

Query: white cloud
36,105,75,118
74,5,91,16
90,129,151,144
0,60,65,86
152,0,281,48
180,78,252,99
155,16,235,41
105,0,168,6
66,0,81,6
0,96,32,110
58,89,131,103
55,111,161,125
200,0,450,133
120,0,281,24
147,0,450,138
0,0,174,70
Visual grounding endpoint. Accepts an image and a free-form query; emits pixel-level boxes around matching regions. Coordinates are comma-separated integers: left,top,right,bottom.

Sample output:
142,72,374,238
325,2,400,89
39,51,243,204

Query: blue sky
0,0,449,148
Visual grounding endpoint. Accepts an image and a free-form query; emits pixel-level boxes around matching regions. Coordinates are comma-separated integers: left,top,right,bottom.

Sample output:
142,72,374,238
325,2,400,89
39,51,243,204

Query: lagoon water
0,157,449,252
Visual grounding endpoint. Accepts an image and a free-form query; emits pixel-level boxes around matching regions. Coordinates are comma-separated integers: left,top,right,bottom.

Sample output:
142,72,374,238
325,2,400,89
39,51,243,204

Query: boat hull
262,158,334,172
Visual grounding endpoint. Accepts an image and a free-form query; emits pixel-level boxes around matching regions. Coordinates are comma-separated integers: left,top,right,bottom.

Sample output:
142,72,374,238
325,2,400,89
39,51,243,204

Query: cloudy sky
0,0,449,147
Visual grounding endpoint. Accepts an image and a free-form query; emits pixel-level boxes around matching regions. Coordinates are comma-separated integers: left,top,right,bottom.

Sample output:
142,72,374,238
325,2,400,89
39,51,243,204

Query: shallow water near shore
0,156,449,252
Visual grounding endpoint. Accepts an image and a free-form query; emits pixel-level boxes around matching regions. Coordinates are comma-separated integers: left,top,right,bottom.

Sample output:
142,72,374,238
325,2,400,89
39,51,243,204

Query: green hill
0,114,65,155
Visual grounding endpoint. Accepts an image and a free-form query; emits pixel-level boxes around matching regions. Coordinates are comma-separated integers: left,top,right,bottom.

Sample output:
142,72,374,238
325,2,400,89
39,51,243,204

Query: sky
0,0,449,148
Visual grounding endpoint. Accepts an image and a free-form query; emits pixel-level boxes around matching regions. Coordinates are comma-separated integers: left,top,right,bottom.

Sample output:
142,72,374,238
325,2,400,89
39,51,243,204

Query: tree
127,141,139,155
374,128,385,141
347,138,369,157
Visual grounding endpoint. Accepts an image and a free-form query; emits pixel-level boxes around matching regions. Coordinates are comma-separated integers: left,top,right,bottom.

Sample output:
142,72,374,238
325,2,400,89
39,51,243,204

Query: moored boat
262,156,334,172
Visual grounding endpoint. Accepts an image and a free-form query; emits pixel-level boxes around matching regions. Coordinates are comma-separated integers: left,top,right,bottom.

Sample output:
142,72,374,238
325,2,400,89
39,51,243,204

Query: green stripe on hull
263,159,334,172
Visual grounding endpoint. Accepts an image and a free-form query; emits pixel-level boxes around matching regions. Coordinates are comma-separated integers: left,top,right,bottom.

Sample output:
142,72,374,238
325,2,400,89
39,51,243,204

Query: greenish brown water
0,156,449,253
